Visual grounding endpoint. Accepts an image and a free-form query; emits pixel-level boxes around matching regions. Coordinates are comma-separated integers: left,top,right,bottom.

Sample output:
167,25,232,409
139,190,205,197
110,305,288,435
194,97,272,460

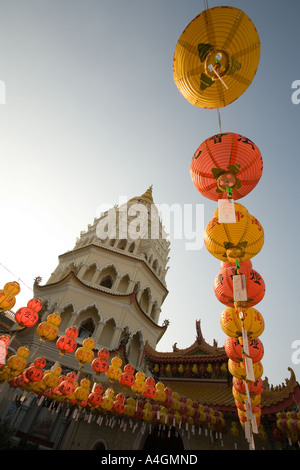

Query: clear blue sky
0,0,299,387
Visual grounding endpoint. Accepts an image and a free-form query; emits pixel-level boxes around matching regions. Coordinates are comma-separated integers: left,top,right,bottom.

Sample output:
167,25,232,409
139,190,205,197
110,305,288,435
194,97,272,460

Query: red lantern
34,357,47,369
88,391,103,407
224,336,264,363
214,260,265,307
98,348,109,359
57,371,77,396
65,326,79,338
56,327,78,355
190,132,263,201
119,363,135,387
232,376,264,395
15,298,42,328
24,365,44,383
27,298,43,312
143,377,156,399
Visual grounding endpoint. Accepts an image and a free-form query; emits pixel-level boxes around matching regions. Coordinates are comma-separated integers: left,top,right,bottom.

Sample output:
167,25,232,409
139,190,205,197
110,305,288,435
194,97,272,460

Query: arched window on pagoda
100,275,113,289
128,242,135,253
98,318,116,348
99,265,118,289
82,264,97,283
127,331,142,368
140,287,151,313
117,239,127,250
118,274,130,294
78,317,95,340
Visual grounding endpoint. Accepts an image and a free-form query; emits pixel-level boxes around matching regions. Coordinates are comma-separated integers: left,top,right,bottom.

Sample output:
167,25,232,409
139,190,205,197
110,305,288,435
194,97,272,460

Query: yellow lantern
106,356,123,381
0,281,21,310
204,203,264,263
74,378,91,402
36,312,61,342
131,370,146,393
75,337,95,367
6,346,30,377
228,359,263,381
124,397,136,417
220,306,264,339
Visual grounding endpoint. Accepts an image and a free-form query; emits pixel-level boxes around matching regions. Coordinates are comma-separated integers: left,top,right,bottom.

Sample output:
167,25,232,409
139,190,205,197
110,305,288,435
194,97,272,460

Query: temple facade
0,188,299,451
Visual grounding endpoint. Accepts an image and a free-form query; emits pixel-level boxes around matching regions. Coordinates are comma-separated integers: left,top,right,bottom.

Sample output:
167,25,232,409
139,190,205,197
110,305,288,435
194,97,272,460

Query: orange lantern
0,281,21,311
232,377,264,395
36,312,61,342
143,376,156,400
119,363,135,387
56,326,78,355
224,336,264,363
214,260,265,307
220,306,264,339
190,133,263,201
15,298,42,328
23,360,44,383
113,393,125,414
204,203,264,263
92,355,109,375
88,382,103,407
57,371,77,396
75,337,95,367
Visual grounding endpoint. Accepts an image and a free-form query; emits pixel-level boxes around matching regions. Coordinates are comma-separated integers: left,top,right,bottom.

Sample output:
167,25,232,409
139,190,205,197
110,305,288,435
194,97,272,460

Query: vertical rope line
217,108,222,133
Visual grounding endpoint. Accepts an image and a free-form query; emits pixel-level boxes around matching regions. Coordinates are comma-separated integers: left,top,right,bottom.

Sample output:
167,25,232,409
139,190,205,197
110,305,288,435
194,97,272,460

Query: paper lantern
228,358,263,381
173,7,260,109
143,376,156,399
56,327,78,355
232,377,264,395
88,383,103,407
36,312,61,342
214,260,265,307
15,298,42,328
124,397,136,417
75,337,95,367
74,378,91,402
204,203,264,263
6,346,30,377
191,133,263,201
220,306,264,339
91,355,109,375
106,356,122,381
119,363,135,387
57,371,77,396
224,336,264,363
24,364,44,383
153,382,167,403
0,281,21,310
131,371,146,394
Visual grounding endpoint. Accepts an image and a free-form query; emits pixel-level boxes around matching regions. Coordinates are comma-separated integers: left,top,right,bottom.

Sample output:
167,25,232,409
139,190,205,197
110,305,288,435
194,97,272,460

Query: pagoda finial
140,185,153,202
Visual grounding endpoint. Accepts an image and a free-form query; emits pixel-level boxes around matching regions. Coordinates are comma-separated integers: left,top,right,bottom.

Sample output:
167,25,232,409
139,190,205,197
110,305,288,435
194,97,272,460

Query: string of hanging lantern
172,5,266,450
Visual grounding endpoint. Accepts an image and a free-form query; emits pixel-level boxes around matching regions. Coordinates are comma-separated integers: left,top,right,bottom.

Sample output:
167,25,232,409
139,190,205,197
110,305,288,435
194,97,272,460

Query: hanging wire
217,108,222,133
203,0,209,9
0,262,33,292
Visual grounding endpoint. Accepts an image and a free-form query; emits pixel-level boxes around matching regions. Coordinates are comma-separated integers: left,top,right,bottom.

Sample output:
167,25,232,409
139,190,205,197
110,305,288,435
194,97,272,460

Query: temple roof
142,321,300,415
143,320,227,363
